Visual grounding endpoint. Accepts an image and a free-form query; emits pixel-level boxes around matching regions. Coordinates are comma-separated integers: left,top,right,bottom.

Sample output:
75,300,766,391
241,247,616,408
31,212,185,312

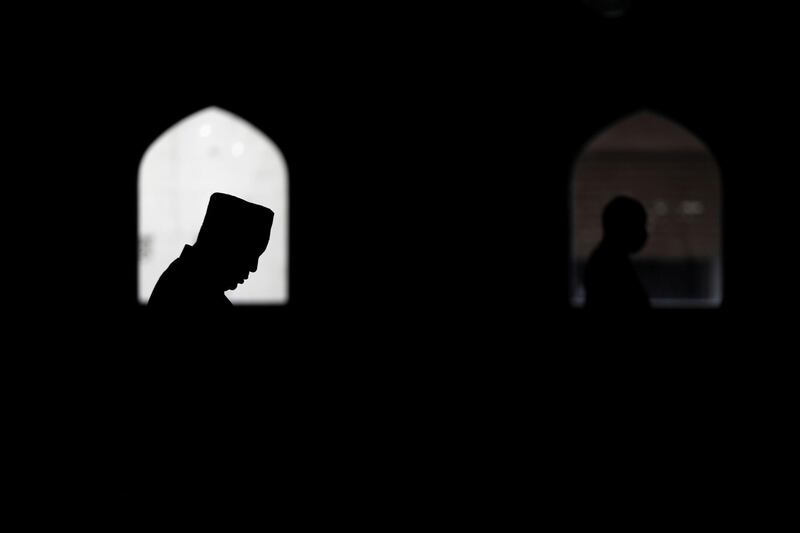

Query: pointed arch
570,110,722,308
138,106,289,304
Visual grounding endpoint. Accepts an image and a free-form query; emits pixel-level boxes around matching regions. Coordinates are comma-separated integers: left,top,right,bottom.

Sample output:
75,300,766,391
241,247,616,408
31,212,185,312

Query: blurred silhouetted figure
148,193,274,308
584,196,650,310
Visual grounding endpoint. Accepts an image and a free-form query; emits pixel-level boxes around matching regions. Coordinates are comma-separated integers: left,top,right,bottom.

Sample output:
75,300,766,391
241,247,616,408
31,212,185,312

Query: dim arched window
570,110,722,308
138,107,288,305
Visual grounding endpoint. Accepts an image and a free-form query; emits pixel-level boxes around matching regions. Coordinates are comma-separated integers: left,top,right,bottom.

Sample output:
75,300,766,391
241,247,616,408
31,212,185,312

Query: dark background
8,1,796,517
86,4,787,342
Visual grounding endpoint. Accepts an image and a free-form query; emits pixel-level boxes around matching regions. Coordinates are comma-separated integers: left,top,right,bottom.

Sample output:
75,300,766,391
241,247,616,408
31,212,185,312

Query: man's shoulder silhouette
148,245,233,308
584,244,649,310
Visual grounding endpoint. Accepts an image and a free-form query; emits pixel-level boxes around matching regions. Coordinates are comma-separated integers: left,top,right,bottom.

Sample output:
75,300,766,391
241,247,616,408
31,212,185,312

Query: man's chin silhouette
148,193,274,308
583,195,651,310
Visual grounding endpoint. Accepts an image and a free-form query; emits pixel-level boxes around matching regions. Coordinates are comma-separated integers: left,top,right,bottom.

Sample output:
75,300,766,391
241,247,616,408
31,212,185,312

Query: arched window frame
137,106,289,305
569,109,723,308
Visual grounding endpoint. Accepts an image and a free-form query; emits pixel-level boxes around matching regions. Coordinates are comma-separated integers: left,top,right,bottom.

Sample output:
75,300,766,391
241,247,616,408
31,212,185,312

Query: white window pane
139,107,288,304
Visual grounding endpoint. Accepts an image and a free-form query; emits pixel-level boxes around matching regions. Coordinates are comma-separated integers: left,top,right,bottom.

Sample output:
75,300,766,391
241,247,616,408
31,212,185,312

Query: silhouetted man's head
195,193,274,291
602,196,648,254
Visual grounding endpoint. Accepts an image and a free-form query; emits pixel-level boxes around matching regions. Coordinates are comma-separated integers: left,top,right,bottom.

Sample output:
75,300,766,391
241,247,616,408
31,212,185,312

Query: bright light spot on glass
680,200,705,216
232,141,245,157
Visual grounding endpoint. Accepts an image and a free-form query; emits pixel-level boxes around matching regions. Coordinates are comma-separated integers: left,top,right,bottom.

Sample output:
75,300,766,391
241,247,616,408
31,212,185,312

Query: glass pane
139,107,288,304
571,111,722,308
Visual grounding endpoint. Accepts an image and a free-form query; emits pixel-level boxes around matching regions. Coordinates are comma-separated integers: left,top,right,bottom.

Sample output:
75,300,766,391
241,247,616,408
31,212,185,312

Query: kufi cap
197,193,274,248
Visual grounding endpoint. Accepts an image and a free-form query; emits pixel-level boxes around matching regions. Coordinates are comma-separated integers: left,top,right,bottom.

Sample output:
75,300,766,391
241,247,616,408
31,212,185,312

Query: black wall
15,3,793,383
10,2,796,509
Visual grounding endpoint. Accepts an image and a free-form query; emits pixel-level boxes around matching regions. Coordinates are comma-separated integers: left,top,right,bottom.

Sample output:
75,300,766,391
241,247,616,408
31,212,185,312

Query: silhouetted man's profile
148,193,274,307
584,196,650,310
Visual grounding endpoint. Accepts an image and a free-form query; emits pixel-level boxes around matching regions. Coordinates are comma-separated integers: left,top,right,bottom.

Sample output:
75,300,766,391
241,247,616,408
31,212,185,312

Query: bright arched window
138,107,288,304
571,110,722,308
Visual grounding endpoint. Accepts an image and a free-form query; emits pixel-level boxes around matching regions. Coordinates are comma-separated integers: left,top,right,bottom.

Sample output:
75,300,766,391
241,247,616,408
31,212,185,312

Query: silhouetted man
584,196,650,310
148,193,274,308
